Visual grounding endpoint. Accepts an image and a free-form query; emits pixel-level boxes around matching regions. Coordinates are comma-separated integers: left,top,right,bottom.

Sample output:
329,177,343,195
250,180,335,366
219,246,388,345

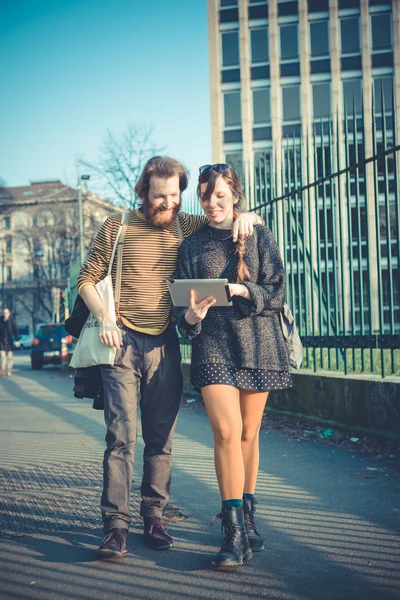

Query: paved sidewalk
0,354,399,600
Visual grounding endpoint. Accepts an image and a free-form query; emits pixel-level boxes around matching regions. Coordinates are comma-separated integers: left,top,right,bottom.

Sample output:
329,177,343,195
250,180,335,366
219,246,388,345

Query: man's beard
141,199,181,229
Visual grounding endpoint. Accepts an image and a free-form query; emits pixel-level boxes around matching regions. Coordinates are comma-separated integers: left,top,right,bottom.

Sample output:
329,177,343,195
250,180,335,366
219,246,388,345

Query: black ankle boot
243,496,265,552
213,506,252,569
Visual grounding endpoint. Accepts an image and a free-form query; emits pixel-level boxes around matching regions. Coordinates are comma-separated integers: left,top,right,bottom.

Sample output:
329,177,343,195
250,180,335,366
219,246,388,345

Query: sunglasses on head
198,163,231,175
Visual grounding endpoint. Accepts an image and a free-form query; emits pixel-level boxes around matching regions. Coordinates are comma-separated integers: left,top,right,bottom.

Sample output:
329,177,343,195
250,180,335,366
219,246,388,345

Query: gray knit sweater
174,224,289,372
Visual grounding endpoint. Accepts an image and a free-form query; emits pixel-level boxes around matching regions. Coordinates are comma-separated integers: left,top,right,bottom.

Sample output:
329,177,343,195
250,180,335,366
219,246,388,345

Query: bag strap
175,215,184,245
107,213,128,277
114,212,129,326
219,227,259,279
218,252,236,280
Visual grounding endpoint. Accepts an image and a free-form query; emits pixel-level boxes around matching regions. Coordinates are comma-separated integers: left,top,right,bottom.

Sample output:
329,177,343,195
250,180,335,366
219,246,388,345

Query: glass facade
280,24,299,60
373,76,393,113
251,28,269,64
371,13,392,50
253,88,271,124
214,0,399,355
282,85,301,121
222,31,239,66
312,82,331,119
218,1,395,152
340,17,360,54
224,91,242,127
310,21,330,56
343,79,362,114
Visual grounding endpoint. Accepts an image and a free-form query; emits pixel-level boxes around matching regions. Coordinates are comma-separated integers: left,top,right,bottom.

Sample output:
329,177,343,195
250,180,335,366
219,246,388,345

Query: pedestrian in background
174,164,291,569
0,307,19,377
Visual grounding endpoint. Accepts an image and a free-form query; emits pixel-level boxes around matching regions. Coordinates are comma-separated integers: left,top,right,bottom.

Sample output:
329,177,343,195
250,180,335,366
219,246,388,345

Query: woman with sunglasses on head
174,163,291,570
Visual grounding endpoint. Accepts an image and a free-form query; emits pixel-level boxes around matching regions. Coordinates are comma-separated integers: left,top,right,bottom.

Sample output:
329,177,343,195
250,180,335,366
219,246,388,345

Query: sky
0,0,211,196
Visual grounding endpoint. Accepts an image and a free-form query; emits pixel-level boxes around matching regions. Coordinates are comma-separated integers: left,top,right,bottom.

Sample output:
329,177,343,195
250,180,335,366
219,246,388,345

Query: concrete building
208,0,396,178
0,180,121,334
207,0,399,336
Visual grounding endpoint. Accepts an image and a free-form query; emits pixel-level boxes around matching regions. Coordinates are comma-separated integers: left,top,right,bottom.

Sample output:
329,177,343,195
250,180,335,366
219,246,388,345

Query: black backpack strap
218,252,236,279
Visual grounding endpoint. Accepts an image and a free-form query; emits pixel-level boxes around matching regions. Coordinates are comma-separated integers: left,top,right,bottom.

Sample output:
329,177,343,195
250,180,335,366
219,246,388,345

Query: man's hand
185,290,216,325
232,212,262,242
98,308,122,350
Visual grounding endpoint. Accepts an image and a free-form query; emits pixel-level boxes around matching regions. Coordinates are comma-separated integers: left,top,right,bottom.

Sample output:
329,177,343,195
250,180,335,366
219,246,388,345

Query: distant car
31,324,74,370
17,334,34,350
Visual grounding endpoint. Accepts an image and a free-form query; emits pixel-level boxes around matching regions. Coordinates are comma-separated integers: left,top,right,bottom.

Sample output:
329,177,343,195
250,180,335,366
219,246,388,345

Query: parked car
31,324,74,370
16,334,34,350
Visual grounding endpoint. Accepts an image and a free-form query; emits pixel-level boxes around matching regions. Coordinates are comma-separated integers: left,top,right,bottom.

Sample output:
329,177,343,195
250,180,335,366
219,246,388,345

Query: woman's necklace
208,227,233,242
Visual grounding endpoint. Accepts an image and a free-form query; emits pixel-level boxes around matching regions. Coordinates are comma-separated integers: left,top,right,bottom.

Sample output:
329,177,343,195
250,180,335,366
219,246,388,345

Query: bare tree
78,123,164,209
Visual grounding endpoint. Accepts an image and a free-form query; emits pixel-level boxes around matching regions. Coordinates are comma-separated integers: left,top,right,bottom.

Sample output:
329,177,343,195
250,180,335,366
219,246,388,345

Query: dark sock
222,499,243,510
243,493,255,500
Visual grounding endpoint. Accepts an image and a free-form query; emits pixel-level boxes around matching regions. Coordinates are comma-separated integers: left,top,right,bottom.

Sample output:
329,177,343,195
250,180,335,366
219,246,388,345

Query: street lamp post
1,237,5,308
77,174,90,265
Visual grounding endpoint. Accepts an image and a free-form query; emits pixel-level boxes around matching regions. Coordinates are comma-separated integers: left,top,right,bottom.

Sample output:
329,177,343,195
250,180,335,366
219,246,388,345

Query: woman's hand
228,283,251,300
232,212,261,242
98,308,123,350
185,290,216,325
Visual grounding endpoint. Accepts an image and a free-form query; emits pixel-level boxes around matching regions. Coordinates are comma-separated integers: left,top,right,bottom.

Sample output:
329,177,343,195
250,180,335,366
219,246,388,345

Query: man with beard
77,156,262,560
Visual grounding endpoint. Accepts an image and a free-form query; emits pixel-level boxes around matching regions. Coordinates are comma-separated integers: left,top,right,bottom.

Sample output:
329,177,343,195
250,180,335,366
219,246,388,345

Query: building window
222,31,239,66
7,267,12,282
222,69,240,83
248,3,268,19
371,13,392,51
5,237,12,254
224,130,242,143
280,24,298,61
310,21,329,57
219,7,239,23
253,88,270,124
4,216,10,230
373,76,393,114
312,82,331,119
340,17,360,55
338,0,360,7
224,91,242,127
278,1,299,17
343,79,362,114
282,85,301,121
225,152,243,176
251,28,269,64
220,0,237,5
308,0,329,11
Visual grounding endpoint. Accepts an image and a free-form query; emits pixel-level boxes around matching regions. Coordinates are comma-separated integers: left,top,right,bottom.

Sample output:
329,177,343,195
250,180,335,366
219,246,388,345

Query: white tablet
167,278,232,307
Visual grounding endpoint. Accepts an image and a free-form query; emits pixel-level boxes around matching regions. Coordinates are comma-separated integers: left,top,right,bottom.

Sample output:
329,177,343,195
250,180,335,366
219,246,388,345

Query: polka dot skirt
192,363,292,391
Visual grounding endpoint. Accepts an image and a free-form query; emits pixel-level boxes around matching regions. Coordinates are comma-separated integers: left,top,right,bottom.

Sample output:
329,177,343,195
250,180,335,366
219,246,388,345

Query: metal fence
181,96,400,378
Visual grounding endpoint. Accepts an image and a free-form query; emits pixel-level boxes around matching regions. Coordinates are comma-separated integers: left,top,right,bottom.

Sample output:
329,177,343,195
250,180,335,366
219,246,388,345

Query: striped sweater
77,209,207,335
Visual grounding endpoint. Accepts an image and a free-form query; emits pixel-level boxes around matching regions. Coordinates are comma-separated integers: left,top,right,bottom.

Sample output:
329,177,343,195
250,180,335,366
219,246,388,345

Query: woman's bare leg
239,390,269,494
201,384,244,500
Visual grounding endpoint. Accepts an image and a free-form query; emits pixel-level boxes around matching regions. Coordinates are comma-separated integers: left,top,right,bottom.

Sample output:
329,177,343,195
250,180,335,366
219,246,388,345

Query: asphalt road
0,353,399,600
